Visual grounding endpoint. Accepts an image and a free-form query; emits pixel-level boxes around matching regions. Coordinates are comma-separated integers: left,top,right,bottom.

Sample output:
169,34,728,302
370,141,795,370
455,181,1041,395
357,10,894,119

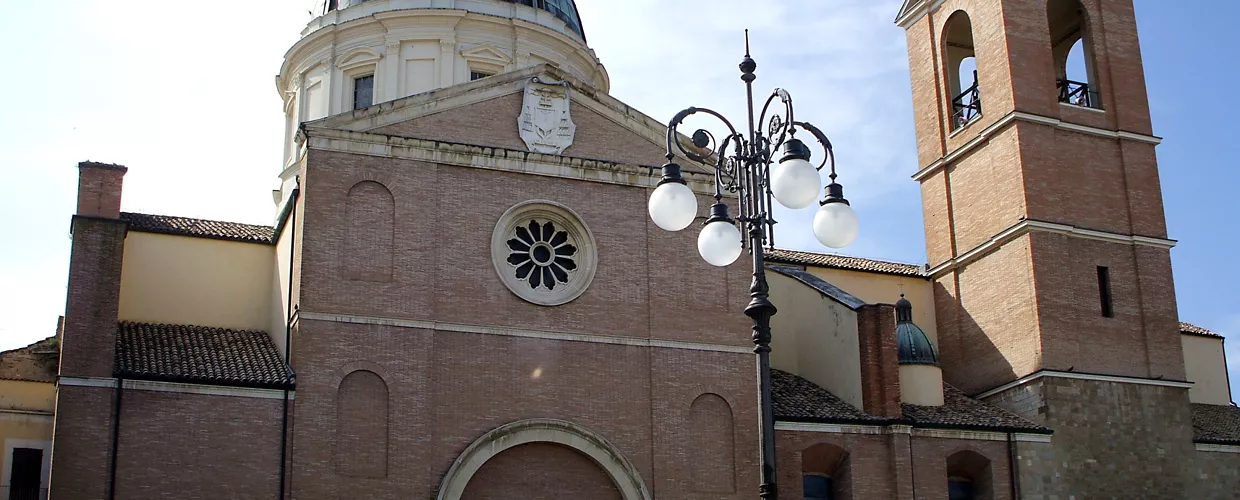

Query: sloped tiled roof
768,265,867,310
773,369,881,423
1191,403,1240,444
902,386,1049,432
0,336,58,383
766,249,925,277
121,212,274,244
115,322,293,389
773,370,1048,433
1181,322,1224,339
768,369,887,424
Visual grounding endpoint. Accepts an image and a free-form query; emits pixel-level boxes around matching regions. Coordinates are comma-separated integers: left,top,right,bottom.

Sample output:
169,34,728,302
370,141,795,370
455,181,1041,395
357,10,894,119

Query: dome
314,0,587,41
896,296,938,366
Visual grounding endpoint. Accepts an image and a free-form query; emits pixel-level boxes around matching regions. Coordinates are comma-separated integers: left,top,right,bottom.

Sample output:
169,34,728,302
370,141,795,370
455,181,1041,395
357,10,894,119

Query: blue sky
0,0,1234,401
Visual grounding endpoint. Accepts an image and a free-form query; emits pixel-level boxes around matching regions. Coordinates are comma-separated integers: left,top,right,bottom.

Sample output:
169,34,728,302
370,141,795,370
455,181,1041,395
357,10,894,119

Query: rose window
491,200,596,306
506,220,578,290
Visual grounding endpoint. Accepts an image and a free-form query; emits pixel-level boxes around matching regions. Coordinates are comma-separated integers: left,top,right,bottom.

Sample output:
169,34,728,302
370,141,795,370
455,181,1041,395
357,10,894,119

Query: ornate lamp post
646,34,858,500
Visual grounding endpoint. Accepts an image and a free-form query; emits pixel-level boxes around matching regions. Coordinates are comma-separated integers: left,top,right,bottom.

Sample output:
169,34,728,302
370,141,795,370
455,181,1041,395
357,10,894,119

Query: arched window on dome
1048,0,1101,108
943,11,980,129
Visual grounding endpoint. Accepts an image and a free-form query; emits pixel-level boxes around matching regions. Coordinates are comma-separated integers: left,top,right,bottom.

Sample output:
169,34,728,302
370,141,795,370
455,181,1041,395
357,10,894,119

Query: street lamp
646,34,857,500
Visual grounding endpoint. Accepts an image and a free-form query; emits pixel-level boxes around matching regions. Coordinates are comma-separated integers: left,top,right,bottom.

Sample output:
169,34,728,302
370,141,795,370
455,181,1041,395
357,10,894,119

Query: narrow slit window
353,75,374,110
470,71,494,81
1097,266,1113,318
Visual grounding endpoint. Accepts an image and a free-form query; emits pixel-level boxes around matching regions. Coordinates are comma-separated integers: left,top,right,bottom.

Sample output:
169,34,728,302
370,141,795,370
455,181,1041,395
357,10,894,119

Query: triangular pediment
895,0,945,27
459,44,513,65
308,64,694,169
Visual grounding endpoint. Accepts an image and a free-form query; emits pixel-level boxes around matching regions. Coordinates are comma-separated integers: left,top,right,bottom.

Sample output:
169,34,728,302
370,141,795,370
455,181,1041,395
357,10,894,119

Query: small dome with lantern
896,295,938,366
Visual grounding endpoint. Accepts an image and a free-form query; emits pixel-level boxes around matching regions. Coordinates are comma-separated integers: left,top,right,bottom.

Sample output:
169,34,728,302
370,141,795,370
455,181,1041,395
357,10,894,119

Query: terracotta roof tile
902,386,1049,432
115,322,293,389
773,370,1048,433
766,249,925,277
1192,403,1240,444
772,370,881,423
121,212,274,244
1181,322,1224,339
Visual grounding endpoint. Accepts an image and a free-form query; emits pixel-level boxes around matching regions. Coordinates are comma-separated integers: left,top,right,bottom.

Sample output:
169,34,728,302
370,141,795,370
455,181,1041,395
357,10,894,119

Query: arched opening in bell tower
1048,0,1101,108
942,11,979,129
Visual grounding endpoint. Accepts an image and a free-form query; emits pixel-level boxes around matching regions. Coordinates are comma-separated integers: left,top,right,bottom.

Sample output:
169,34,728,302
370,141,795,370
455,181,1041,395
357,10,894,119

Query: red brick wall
777,429,1015,500
113,390,284,500
461,442,623,500
942,236,1040,394
75,162,126,219
49,385,116,500
289,134,760,497
857,304,901,417
1028,231,1184,380
906,0,1178,393
59,217,126,379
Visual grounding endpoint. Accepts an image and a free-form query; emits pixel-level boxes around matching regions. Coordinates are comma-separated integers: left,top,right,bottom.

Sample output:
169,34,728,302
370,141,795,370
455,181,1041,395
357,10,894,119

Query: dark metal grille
951,70,981,129
353,75,374,110
506,220,578,291
470,71,493,81
501,0,586,40
1057,78,1098,108
1,487,46,500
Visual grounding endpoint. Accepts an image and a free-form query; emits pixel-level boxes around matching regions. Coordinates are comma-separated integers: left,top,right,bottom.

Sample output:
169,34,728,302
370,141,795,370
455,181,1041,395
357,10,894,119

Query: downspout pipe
1008,432,1021,500
278,183,300,500
107,376,124,500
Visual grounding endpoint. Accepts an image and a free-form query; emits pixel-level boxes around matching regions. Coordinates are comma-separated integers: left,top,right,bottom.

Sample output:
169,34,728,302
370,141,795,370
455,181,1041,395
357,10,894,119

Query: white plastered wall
806,267,937,345
768,272,864,410
1182,334,1232,405
118,232,275,335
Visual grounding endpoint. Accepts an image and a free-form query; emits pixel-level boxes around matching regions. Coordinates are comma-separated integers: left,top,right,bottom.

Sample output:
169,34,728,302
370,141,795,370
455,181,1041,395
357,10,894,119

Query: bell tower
897,0,1194,497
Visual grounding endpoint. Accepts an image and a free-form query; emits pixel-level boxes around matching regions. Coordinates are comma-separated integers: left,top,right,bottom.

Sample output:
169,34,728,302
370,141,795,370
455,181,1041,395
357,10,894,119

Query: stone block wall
985,377,1196,499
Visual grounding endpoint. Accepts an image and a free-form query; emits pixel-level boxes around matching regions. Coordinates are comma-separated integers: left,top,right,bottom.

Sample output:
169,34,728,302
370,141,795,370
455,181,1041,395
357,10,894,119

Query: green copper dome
896,295,938,366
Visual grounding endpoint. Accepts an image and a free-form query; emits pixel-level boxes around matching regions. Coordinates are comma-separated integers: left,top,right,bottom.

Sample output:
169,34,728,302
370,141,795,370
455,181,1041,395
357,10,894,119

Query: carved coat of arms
519,77,576,155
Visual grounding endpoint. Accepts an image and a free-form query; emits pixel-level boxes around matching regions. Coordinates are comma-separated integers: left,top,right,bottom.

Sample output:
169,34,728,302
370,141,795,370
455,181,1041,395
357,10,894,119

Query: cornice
298,311,753,354
926,219,1176,278
911,111,1162,182
303,127,720,196
974,369,1193,400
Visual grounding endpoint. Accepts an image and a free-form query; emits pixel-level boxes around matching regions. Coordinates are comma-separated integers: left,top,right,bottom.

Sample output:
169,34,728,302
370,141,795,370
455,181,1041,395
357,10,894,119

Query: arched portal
436,418,651,500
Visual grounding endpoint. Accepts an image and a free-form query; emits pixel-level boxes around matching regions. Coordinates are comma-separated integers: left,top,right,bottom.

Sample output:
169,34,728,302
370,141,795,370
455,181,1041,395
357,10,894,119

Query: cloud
577,0,924,262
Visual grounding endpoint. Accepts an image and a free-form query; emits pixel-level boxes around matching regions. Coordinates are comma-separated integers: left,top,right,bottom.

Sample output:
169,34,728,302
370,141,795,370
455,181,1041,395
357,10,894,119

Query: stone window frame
336,46,383,112
491,200,597,306
436,418,651,500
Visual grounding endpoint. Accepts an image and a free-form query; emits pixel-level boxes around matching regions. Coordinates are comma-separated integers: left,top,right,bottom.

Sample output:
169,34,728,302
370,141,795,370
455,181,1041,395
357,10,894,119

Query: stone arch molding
436,418,651,500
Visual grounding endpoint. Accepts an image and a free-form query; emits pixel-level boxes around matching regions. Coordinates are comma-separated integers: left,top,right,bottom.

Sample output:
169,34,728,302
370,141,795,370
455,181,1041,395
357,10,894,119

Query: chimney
59,162,129,379
76,161,128,219
857,303,902,417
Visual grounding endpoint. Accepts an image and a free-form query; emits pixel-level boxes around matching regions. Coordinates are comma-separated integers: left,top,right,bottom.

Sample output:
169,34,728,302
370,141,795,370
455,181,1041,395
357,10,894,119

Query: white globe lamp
812,183,859,248
769,138,821,209
697,203,743,267
648,163,698,231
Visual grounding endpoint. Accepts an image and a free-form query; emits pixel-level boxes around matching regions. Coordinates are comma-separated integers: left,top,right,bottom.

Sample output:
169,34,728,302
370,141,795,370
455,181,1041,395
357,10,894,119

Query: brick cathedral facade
17,0,1240,499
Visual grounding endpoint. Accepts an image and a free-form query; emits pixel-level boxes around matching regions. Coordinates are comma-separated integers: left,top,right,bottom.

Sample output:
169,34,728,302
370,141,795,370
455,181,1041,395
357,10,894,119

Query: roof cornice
894,0,946,29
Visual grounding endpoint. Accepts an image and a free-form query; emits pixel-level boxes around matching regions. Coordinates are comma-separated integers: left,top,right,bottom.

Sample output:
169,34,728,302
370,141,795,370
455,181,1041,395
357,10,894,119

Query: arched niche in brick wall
802,442,851,500
946,449,994,500
335,369,390,478
345,181,395,282
689,393,736,492
436,418,650,500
